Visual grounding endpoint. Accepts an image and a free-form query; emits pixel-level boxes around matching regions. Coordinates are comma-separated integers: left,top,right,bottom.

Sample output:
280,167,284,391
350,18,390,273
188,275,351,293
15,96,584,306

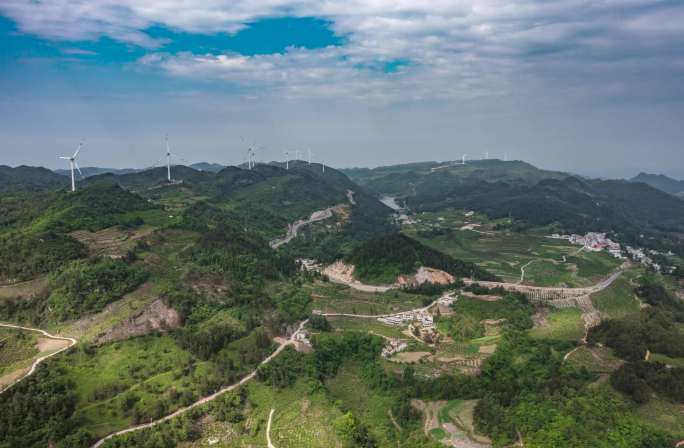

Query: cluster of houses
378,309,434,328
549,232,678,273
377,293,458,345
549,232,624,259
624,246,672,273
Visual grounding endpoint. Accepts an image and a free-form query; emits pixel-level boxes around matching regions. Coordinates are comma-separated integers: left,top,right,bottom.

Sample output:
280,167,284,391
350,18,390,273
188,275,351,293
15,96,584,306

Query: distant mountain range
53,162,226,178
630,172,684,197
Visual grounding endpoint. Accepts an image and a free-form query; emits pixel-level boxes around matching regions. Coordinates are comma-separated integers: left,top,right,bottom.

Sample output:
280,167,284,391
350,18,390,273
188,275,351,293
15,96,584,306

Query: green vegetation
473,331,673,447
439,293,533,341
0,327,39,376
47,258,148,321
304,280,426,315
588,308,684,362
611,360,684,404
347,233,495,284
591,275,641,318
403,209,622,285
2,160,684,447
529,308,585,341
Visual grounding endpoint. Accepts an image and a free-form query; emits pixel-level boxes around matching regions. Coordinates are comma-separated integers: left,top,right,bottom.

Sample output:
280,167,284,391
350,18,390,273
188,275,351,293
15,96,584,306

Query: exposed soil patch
532,308,550,328
0,368,29,391
96,297,180,344
36,337,70,353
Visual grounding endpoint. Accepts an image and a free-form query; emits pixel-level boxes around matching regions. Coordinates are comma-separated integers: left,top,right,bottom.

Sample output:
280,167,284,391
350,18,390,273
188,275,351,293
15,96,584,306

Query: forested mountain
630,172,684,196
53,162,225,177
54,167,140,177
347,233,495,284
343,160,684,254
0,165,68,191
342,159,569,196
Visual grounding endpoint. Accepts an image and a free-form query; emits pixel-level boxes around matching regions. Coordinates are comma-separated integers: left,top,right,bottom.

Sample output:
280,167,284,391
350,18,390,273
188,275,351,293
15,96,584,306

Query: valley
0,159,683,448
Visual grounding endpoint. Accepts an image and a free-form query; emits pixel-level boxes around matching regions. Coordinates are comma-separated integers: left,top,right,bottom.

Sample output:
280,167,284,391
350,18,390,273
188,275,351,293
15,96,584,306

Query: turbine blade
73,142,82,158
74,162,83,177
59,156,70,159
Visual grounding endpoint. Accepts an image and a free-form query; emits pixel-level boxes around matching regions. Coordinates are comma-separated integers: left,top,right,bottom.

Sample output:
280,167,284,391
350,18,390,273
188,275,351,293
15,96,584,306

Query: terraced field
304,281,426,315
403,209,621,287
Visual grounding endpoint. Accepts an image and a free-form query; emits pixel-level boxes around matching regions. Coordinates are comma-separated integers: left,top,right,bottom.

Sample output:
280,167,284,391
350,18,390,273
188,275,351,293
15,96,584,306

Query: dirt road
0,323,77,394
91,320,308,448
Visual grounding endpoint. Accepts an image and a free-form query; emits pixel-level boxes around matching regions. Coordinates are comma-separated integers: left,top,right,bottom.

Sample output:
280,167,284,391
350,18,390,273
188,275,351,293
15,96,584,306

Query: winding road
91,319,308,448
0,323,77,394
270,208,335,249
270,191,356,250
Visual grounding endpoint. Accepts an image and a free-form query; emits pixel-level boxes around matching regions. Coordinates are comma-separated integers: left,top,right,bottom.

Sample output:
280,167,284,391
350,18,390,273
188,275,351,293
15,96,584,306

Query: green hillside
631,172,684,195
342,159,568,195
347,233,495,284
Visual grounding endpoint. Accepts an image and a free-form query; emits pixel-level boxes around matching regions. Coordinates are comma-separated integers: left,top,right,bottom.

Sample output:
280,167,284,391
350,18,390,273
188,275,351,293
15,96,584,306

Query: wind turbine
284,150,290,170
59,142,84,192
307,148,312,165
485,151,489,160
165,135,172,182
245,147,255,170
462,154,467,165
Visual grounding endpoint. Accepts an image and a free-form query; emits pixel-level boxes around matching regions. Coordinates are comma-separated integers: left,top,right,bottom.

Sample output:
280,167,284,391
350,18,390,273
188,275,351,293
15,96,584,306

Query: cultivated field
304,281,426,315
403,209,621,287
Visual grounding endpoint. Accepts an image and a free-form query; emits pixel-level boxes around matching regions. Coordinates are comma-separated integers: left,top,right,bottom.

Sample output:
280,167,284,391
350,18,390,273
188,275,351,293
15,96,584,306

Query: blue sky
1,1,683,178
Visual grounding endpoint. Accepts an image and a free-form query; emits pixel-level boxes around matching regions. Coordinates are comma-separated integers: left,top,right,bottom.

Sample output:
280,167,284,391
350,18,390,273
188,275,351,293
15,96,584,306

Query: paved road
91,320,308,448
0,323,77,394
270,208,335,249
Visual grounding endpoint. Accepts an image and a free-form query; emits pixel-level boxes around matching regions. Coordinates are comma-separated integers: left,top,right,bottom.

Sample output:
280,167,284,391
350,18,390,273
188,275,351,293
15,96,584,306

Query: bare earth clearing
0,323,77,394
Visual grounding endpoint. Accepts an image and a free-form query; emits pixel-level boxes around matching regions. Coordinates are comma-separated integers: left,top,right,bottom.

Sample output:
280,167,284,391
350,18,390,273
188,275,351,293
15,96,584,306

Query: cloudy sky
1,0,683,178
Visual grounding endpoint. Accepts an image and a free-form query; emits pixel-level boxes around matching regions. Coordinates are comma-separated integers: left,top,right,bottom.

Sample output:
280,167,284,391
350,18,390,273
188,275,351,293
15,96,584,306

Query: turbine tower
165,135,172,182
59,142,83,192
462,154,467,165
284,150,290,170
246,147,255,170
307,148,312,165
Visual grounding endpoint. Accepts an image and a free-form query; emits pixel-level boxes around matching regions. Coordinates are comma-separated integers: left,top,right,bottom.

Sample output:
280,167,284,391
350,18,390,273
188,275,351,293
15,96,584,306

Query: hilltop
342,159,569,195
630,172,684,197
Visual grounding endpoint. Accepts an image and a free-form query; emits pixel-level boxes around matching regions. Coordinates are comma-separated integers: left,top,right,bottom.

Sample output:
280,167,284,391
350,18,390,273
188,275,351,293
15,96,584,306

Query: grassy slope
529,308,585,341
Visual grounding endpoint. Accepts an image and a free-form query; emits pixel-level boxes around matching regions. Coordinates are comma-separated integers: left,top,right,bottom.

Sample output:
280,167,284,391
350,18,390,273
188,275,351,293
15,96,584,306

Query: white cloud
2,0,683,102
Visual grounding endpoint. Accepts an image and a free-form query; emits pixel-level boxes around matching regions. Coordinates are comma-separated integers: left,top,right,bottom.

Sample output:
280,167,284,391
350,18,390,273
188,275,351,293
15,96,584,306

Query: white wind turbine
245,147,254,170
462,154,467,165
284,150,290,170
159,134,188,182
165,135,173,181
59,141,84,192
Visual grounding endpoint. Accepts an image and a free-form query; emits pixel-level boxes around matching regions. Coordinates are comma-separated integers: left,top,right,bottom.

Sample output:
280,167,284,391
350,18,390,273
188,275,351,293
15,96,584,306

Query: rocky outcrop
97,298,180,344
397,267,455,287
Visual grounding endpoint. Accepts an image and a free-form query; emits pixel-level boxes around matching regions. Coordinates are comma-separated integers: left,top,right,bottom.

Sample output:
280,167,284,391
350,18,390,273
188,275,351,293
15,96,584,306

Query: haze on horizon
1,1,683,179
